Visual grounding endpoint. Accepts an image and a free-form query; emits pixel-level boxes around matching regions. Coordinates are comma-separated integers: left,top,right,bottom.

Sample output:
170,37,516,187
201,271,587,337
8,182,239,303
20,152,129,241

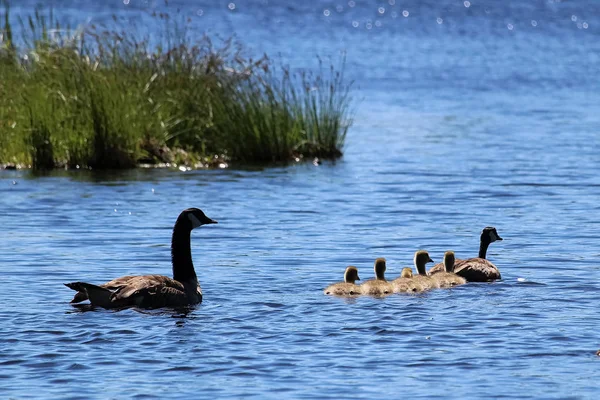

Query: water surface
1,0,600,398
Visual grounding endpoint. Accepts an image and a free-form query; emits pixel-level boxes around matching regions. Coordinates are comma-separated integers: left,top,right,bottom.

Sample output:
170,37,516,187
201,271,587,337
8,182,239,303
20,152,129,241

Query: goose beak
497,236,503,241
207,219,218,224
428,257,434,263
357,276,361,281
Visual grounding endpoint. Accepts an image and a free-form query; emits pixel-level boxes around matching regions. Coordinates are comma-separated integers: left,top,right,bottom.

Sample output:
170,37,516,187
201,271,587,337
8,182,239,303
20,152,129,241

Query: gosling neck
415,261,427,276
171,220,197,283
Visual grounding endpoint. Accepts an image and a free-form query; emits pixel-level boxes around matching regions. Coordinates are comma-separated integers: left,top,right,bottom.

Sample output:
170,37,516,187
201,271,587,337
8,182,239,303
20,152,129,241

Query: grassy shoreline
0,4,352,170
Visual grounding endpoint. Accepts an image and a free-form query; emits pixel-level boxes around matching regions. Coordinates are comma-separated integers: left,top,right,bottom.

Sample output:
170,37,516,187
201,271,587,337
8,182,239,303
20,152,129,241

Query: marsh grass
0,3,352,169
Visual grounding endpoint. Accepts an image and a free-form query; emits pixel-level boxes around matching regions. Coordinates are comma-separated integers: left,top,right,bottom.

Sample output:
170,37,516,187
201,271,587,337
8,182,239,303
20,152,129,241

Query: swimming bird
392,267,424,293
431,251,467,288
428,227,503,282
323,266,362,296
412,250,439,290
360,258,394,296
64,208,217,309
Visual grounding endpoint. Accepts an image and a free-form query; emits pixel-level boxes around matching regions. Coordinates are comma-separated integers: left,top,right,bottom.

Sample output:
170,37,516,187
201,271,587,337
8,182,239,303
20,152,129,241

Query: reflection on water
1,0,600,398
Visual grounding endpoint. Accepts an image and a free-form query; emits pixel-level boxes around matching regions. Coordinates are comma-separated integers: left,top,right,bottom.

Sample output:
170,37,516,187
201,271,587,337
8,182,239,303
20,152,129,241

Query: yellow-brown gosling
360,258,394,296
64,208,217,309
412,250,439,290
392,267,424,293
323,266,362,296
431,251,467,288
429,227,503,282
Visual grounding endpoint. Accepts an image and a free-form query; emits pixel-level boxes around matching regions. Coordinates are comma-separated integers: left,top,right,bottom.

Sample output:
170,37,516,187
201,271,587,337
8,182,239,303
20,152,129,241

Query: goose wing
453,258,501,282
109,275,191,308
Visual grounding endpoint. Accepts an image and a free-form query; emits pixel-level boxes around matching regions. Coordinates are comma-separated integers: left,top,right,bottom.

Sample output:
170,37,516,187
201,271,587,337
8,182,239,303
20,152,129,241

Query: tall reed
0,3,352,169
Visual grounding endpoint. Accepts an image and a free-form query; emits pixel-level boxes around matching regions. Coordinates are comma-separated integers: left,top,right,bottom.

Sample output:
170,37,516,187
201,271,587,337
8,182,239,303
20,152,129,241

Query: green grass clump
0,3,352,169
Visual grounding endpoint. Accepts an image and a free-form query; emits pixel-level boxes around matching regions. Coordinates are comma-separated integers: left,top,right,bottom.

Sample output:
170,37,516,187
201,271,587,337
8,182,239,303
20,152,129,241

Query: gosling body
392,268,424,293
361,258,394,296
431,251,467,288
324,266,362,296
412,250,438,290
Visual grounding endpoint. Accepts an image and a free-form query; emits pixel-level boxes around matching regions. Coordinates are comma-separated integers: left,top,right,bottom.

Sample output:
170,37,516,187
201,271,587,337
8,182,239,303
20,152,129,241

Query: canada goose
429,227,503,282
64,208,217,309
431,251,467,288
324,266,362,296
392,267,424,293
360,258,394,296
412,250,439,290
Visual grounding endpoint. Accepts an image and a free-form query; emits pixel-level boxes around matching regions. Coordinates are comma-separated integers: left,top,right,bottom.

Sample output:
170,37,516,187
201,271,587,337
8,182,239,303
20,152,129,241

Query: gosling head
374,257,387,280
343,266,360,284
400,267,413,278
413,250,434,275
181,208,218,230
482,226,502,244
443,251,456,273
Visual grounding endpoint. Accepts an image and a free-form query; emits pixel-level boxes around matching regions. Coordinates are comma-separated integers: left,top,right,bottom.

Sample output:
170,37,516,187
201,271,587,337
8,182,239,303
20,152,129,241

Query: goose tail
64,282,115,308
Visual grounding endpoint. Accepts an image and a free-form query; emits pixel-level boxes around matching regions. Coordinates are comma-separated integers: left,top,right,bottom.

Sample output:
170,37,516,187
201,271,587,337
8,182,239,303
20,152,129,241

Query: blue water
2,0,600,398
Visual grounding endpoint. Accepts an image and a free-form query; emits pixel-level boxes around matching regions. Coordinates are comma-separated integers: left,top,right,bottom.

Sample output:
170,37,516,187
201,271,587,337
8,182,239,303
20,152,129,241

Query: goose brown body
64,208,217,309
361,258,394,296
324,266,362,296
431,251,467,288
429,227,503,282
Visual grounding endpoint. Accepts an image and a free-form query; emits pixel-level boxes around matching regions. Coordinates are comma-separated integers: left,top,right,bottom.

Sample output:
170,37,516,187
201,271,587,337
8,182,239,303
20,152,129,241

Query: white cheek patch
188,213,202,228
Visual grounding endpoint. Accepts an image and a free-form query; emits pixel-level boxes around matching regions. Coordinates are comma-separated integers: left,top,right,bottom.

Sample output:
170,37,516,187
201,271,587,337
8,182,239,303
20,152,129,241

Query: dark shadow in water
66,303,197,321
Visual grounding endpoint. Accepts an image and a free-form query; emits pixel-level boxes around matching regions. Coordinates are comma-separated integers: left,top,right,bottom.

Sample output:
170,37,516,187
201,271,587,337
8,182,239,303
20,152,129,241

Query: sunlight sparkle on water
464,1,471,8
402,10,409,17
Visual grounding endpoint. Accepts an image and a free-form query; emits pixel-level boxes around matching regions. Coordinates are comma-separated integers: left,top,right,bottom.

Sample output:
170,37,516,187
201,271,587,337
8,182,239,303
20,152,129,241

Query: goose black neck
416,263,426,276
171,220,197,283
478,236,490,259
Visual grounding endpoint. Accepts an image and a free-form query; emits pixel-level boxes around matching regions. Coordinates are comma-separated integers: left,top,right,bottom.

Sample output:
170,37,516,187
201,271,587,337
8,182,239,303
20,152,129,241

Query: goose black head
413,250,434,275
443,251,456,273
374,258,387,280
482,227,502,243
181,208,218,230
344,266,360,284
400,267,413,278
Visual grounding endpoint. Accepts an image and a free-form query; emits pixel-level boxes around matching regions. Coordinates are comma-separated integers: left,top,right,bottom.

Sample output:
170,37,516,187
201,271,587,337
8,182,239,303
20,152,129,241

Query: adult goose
412,250,439,290
392,267,424,293
431,251,467,288
65,208,217,309
428,227,503,282
324,266,361,296
360,258,394,296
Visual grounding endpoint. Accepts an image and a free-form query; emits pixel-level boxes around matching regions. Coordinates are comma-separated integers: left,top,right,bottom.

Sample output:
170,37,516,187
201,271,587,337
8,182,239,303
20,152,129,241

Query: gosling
431,251,467,288
360,258,394,296
392,267,425,293
324,266,362,296
412,250,439,290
